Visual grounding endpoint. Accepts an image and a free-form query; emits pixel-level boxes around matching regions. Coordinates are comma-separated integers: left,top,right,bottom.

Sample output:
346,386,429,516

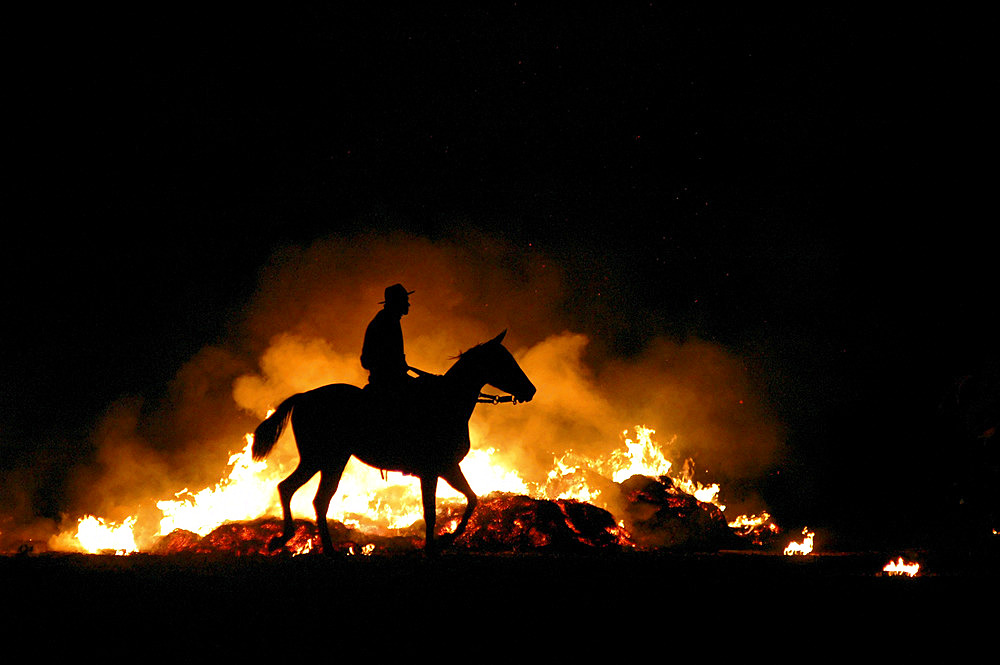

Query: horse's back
305,382,364,401
292,383,364,433
289,378,471,474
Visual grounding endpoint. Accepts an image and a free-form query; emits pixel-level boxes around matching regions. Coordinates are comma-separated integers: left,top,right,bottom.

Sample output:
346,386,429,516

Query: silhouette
251,331,535,555
361,284,415,391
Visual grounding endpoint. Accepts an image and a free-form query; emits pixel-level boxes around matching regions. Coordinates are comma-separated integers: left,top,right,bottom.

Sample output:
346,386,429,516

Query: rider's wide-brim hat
379,283,415,304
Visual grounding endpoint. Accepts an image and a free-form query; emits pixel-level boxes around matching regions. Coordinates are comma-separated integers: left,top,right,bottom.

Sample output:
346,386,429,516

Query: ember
449,492,629,551
154,518,330,556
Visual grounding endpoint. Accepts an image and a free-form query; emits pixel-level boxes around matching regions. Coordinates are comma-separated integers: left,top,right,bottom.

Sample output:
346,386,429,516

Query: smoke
228,229,784,512
2,229,784,550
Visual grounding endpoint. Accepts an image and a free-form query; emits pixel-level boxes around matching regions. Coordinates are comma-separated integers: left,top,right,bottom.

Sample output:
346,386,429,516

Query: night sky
3,7,995,548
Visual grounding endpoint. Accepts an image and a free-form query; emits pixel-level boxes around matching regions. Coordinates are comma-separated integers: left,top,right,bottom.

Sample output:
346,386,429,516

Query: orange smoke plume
3,231,784,552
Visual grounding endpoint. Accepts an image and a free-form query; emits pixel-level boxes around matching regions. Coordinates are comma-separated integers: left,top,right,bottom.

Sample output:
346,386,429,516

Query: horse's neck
445,354,489,407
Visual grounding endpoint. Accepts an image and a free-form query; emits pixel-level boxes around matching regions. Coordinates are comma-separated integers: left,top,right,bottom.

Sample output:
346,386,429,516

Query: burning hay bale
615,474,741,551
150,496,627,556
152,519,320,555
449,492,629,552
152,518,422,556
442,475,742,554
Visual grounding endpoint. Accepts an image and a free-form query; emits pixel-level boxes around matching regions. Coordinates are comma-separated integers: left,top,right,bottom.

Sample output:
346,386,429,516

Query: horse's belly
354,423,469,475
297,385,471,474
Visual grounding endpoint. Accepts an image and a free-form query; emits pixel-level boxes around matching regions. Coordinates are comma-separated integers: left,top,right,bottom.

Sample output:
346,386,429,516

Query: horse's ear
490,330,507,345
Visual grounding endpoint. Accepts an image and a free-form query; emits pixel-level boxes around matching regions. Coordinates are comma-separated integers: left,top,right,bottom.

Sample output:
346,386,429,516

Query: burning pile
149,494,627,556
42,424,782,556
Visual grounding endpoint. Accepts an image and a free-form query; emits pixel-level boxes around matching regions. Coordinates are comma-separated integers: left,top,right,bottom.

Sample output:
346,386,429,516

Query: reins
409,364,522,406
477,392,521,405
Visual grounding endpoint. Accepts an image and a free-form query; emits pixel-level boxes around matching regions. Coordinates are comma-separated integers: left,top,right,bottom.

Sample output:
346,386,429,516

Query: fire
727,511,780,544
727,511,772,532
544,426,726,512
154,436,527,538
157,434,273,536
74,515,138,555
52,422,775,554
612,427,723,509
607,426,675,483
783,527,815,555
883,557,920,576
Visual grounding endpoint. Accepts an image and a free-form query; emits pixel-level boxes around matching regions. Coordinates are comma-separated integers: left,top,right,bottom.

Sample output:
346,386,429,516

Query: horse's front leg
313,462,349,555
420,474,439,555
268,462,316,552
437,465,478,547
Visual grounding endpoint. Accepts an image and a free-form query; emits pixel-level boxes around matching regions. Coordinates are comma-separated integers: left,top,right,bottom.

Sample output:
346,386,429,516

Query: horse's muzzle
517,384,536,403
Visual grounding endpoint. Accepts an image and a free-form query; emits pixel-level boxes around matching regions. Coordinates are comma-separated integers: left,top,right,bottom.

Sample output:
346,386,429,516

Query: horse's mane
453,339,497,360
442,339,501,379
447,332,507,371
452,345,479,360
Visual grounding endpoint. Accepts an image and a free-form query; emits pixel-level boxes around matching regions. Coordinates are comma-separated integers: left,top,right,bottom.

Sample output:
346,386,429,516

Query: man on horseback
361,283,416,394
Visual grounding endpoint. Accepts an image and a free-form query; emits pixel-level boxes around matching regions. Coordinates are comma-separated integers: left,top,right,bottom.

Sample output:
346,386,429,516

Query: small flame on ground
73,516,138,555
727,511,780,541
727,511,771,531
883,557,920,576
783,527,815,555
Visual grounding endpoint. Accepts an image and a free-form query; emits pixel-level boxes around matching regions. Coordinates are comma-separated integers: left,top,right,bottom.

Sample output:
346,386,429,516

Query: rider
361,283,415,394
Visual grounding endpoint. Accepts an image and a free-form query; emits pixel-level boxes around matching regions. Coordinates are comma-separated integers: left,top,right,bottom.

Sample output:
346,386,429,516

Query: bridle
409,364,524,406
477,391,522,405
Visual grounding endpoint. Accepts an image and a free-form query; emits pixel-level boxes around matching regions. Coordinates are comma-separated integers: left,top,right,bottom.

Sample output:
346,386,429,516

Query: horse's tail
252,395,298,461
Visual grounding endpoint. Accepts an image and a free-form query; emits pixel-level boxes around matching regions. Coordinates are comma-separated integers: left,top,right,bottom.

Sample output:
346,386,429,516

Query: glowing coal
144,476,737,556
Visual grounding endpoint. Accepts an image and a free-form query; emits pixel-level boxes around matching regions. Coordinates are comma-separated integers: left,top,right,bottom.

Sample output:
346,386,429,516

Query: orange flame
59,515,139,555
727,511,779,536
783,527,815,555
52,423,775,554
883,557,920,576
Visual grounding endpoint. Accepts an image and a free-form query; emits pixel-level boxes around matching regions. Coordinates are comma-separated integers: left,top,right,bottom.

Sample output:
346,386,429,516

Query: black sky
3,7,995,546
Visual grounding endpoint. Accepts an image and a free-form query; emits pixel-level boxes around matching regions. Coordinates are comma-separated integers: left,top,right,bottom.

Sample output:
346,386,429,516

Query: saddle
361,373,444,429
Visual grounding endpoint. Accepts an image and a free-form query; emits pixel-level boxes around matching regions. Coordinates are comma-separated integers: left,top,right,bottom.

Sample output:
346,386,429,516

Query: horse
250,330,536,555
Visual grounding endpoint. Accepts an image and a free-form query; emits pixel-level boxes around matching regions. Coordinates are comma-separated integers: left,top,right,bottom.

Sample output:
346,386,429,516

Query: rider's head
380,283,413,316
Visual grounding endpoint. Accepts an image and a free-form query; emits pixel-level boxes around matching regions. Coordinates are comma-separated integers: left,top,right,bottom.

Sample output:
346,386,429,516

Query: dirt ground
3,548,997,657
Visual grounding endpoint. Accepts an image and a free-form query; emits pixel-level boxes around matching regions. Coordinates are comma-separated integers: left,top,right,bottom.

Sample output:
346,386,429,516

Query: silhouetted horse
251,331,536,555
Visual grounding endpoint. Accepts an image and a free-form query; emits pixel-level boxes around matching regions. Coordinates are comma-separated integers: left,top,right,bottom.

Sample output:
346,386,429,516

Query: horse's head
459,330,536,403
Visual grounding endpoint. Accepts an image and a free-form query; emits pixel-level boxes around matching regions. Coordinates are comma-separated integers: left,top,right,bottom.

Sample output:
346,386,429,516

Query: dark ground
4,548,996,656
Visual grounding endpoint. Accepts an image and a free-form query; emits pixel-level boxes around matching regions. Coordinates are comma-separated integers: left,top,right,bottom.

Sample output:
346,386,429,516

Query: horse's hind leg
438,465,478,547
420,474,439,555
268,461,318,552
312,455,350,555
